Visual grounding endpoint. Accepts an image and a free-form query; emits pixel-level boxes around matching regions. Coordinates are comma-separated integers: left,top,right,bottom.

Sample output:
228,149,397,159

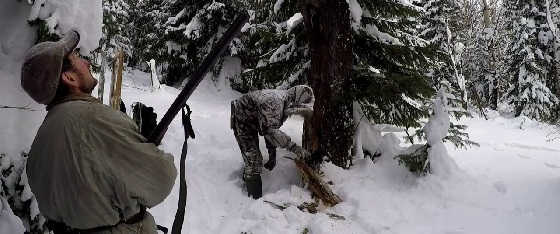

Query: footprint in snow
544,163,560,169
517,154,531,159
493,181,507,194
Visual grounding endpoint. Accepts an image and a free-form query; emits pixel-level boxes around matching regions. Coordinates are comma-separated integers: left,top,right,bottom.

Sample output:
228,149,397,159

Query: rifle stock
148,12,249,145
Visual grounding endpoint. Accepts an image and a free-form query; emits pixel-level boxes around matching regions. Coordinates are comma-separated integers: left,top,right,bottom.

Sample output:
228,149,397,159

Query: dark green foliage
235,0,435,129
99,0,131,60
395,144,430,176
352,0,435,128
127,0,169,69
27,20,60,44
446,123,479,149
161,0,247,85
410,0,477,149
233,0,309,92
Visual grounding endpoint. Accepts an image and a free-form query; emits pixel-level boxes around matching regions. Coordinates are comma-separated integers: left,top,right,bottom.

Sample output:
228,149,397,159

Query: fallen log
293,158,342,207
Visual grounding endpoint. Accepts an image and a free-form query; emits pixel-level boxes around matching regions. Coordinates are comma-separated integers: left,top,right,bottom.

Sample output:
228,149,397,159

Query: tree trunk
110,50,124,110
301,0,354,168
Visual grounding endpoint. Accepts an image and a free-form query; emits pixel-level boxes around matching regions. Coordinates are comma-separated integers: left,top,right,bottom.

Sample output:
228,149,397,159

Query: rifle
148,12,249,145
145,12,249,234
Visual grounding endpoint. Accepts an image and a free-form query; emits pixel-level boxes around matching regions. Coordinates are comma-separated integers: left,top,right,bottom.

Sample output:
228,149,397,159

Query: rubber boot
245,174,262,199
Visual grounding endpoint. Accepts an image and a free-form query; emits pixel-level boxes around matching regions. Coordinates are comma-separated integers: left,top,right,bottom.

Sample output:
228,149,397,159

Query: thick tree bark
301,0,354,168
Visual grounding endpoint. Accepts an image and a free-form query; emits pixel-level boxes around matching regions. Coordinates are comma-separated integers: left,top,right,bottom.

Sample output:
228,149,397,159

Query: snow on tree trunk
147,59,161,91
301,0,354,168
424,90,459,176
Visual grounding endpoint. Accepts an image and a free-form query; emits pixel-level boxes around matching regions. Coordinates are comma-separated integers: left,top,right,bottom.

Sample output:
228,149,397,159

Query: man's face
67,51,98,94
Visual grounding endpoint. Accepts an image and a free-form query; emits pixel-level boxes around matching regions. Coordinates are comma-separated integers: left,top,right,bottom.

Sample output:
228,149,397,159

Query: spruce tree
505,0,559,119
100,0,131,61
236,0,437,167
161,1,437,167
353,0,434,130
416,0,476,149
126,0,169,69
467,3,510,112
233,0,309,92
161,0,247,85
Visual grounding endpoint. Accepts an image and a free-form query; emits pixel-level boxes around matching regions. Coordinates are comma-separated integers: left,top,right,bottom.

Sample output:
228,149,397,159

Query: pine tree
353,0,434,131
161,0,247,85
505,0,559,119
127,0,169,69
161,1,437,167
467,2,510,112
99,0,131,61
235,0,437,167
233,0,309,92
416,0,476,149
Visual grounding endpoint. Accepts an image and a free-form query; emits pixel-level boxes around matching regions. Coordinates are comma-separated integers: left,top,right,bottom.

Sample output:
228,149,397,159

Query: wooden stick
0,105,37,111
98,51,106,103
294,159,342,207
110,50,124,110
263,200,345,220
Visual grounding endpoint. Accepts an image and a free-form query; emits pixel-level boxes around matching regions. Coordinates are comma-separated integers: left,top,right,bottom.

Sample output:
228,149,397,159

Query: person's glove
264,147,276,171
264,158,276,170
289,144,311,159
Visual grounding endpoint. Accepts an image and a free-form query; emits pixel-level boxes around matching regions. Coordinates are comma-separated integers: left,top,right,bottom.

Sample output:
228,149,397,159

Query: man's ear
61,71,78,88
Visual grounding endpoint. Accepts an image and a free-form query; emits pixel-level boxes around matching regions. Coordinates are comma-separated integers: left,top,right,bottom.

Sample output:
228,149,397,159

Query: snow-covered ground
3,1,559,233
114,70,560,234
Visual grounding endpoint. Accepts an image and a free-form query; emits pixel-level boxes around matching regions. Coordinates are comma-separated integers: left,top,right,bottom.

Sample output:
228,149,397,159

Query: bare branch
0,104,38,111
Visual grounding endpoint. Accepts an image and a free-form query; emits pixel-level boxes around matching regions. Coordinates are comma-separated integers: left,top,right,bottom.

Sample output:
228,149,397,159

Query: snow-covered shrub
395,144,430,176
396,90,459,176
0,152,47,233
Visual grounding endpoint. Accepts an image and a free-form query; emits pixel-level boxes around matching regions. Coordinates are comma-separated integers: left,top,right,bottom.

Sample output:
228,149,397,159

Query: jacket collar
46,94,100,111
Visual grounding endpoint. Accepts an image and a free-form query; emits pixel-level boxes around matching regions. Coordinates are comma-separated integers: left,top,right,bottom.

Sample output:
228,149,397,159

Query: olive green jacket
27,95,177,231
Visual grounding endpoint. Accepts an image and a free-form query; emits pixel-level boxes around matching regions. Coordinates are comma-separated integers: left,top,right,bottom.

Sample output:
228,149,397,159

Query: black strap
170,106,191,234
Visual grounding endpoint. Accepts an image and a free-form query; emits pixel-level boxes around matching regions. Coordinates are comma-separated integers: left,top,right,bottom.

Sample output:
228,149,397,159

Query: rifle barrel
148,13,249,145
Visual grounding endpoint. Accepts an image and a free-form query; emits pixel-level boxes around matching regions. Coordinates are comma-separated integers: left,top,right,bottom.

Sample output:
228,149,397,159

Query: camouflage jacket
232,86,314,150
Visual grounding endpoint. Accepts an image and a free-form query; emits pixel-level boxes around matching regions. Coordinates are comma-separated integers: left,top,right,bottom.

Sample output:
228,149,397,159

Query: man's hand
289,144,311,159
264,146,276,171
264,159,276,170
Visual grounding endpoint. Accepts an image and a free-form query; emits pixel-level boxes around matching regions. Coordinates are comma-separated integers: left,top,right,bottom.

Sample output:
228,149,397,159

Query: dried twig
263,200,346,220
0,104,37,111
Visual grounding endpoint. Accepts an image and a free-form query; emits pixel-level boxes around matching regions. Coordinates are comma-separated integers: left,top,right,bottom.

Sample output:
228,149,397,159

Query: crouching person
21,31,177,233
231,85,314,199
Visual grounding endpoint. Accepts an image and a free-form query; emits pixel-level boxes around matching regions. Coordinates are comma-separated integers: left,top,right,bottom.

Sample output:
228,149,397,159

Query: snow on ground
117,70,560,234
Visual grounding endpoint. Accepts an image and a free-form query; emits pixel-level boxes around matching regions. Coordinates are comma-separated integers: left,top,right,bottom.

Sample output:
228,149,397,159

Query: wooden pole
110,50,124,110
97,52,106,103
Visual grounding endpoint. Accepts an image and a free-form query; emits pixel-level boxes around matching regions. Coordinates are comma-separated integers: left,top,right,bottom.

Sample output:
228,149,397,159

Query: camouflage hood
285,85,314,117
